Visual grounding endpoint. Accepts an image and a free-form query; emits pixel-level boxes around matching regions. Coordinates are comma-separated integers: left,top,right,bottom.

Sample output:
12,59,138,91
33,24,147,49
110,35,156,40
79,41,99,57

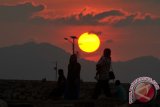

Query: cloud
1,2,159,27
123,0,160,4
105,39,113,44
0,3,49,47
51,10,124,25
48,9,160,27
113,14,160,27
0,2,44,22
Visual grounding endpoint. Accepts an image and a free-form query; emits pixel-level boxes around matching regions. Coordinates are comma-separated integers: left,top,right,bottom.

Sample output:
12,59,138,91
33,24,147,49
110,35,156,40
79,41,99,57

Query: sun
78,32,100,53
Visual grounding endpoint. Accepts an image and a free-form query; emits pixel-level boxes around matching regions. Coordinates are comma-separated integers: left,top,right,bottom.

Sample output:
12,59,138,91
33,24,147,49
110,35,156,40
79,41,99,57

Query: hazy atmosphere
0,0,160,61
0,1,160,107
0,0,160,83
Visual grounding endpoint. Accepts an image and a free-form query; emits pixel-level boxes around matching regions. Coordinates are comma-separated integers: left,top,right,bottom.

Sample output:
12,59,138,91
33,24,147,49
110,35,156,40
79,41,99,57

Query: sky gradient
0,0,160,61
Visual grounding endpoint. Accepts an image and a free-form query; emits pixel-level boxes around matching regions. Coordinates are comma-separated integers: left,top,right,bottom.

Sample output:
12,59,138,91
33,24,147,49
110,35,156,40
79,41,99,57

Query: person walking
92,48,112,99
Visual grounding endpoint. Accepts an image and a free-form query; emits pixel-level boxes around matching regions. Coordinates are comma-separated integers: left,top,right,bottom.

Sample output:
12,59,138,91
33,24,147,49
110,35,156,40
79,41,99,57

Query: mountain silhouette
0,42,95,81
0,42,160,83
113,56,160,83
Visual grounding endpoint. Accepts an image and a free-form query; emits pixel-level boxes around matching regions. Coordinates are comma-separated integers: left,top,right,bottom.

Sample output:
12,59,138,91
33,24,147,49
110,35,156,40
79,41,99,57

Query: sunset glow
0,0,160,61
0,0,160,84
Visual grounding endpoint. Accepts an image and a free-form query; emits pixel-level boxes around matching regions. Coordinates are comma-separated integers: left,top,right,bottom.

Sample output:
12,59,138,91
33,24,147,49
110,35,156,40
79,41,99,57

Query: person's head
103,48,111,58
115,80,121,86
58,69,64,76
69,54,77,64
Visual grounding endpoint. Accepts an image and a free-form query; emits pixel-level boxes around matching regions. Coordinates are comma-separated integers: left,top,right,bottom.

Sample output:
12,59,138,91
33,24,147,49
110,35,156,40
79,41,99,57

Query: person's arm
76,63,81,78
67,64,71,80
96,57,104,75
96,70,99,76
95,72,99,80
97,56,104,65
72,63,81,82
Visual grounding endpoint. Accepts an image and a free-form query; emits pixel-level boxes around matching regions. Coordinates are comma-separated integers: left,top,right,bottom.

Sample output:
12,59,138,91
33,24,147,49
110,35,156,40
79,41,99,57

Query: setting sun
78,32,100,53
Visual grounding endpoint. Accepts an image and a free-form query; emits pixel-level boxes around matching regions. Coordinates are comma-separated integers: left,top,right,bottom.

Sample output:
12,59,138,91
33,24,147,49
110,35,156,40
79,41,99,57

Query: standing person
92,48,112,99
65,54,81,100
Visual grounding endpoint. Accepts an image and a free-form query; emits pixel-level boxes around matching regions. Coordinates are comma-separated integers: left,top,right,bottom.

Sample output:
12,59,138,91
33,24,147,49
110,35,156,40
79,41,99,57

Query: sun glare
78,32,100,53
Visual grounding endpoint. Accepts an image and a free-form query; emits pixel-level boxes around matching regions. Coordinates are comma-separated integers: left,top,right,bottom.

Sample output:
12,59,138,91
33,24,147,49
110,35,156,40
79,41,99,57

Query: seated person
57,69,66,96
114,80,127,102
49,69,66,98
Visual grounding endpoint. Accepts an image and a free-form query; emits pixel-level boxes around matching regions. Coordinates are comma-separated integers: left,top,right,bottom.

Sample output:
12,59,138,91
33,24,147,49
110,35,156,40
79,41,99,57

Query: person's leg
64,81,71,100
71,81,80,100
58,86,64,97
103,80,111,97
75,82,80,99
92,81,102,99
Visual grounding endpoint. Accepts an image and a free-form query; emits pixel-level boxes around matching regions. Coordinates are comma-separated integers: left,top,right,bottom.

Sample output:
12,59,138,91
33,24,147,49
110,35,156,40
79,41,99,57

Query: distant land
0,42,160,83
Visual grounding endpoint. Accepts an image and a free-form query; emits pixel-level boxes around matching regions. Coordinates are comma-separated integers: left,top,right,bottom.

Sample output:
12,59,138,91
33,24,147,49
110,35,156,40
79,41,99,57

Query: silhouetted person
0,99,8,107
114,80,127,102
42,78,47,82
57,69,66,96
92,48,112,99
49,69,66,98
65,54,81,100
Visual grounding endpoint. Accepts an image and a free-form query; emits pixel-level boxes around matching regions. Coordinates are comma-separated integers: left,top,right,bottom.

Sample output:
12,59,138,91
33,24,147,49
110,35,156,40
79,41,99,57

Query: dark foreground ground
0,79,158,107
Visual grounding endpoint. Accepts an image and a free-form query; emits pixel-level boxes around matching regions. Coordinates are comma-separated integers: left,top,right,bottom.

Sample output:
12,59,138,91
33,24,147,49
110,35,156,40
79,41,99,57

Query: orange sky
0,0,160,61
